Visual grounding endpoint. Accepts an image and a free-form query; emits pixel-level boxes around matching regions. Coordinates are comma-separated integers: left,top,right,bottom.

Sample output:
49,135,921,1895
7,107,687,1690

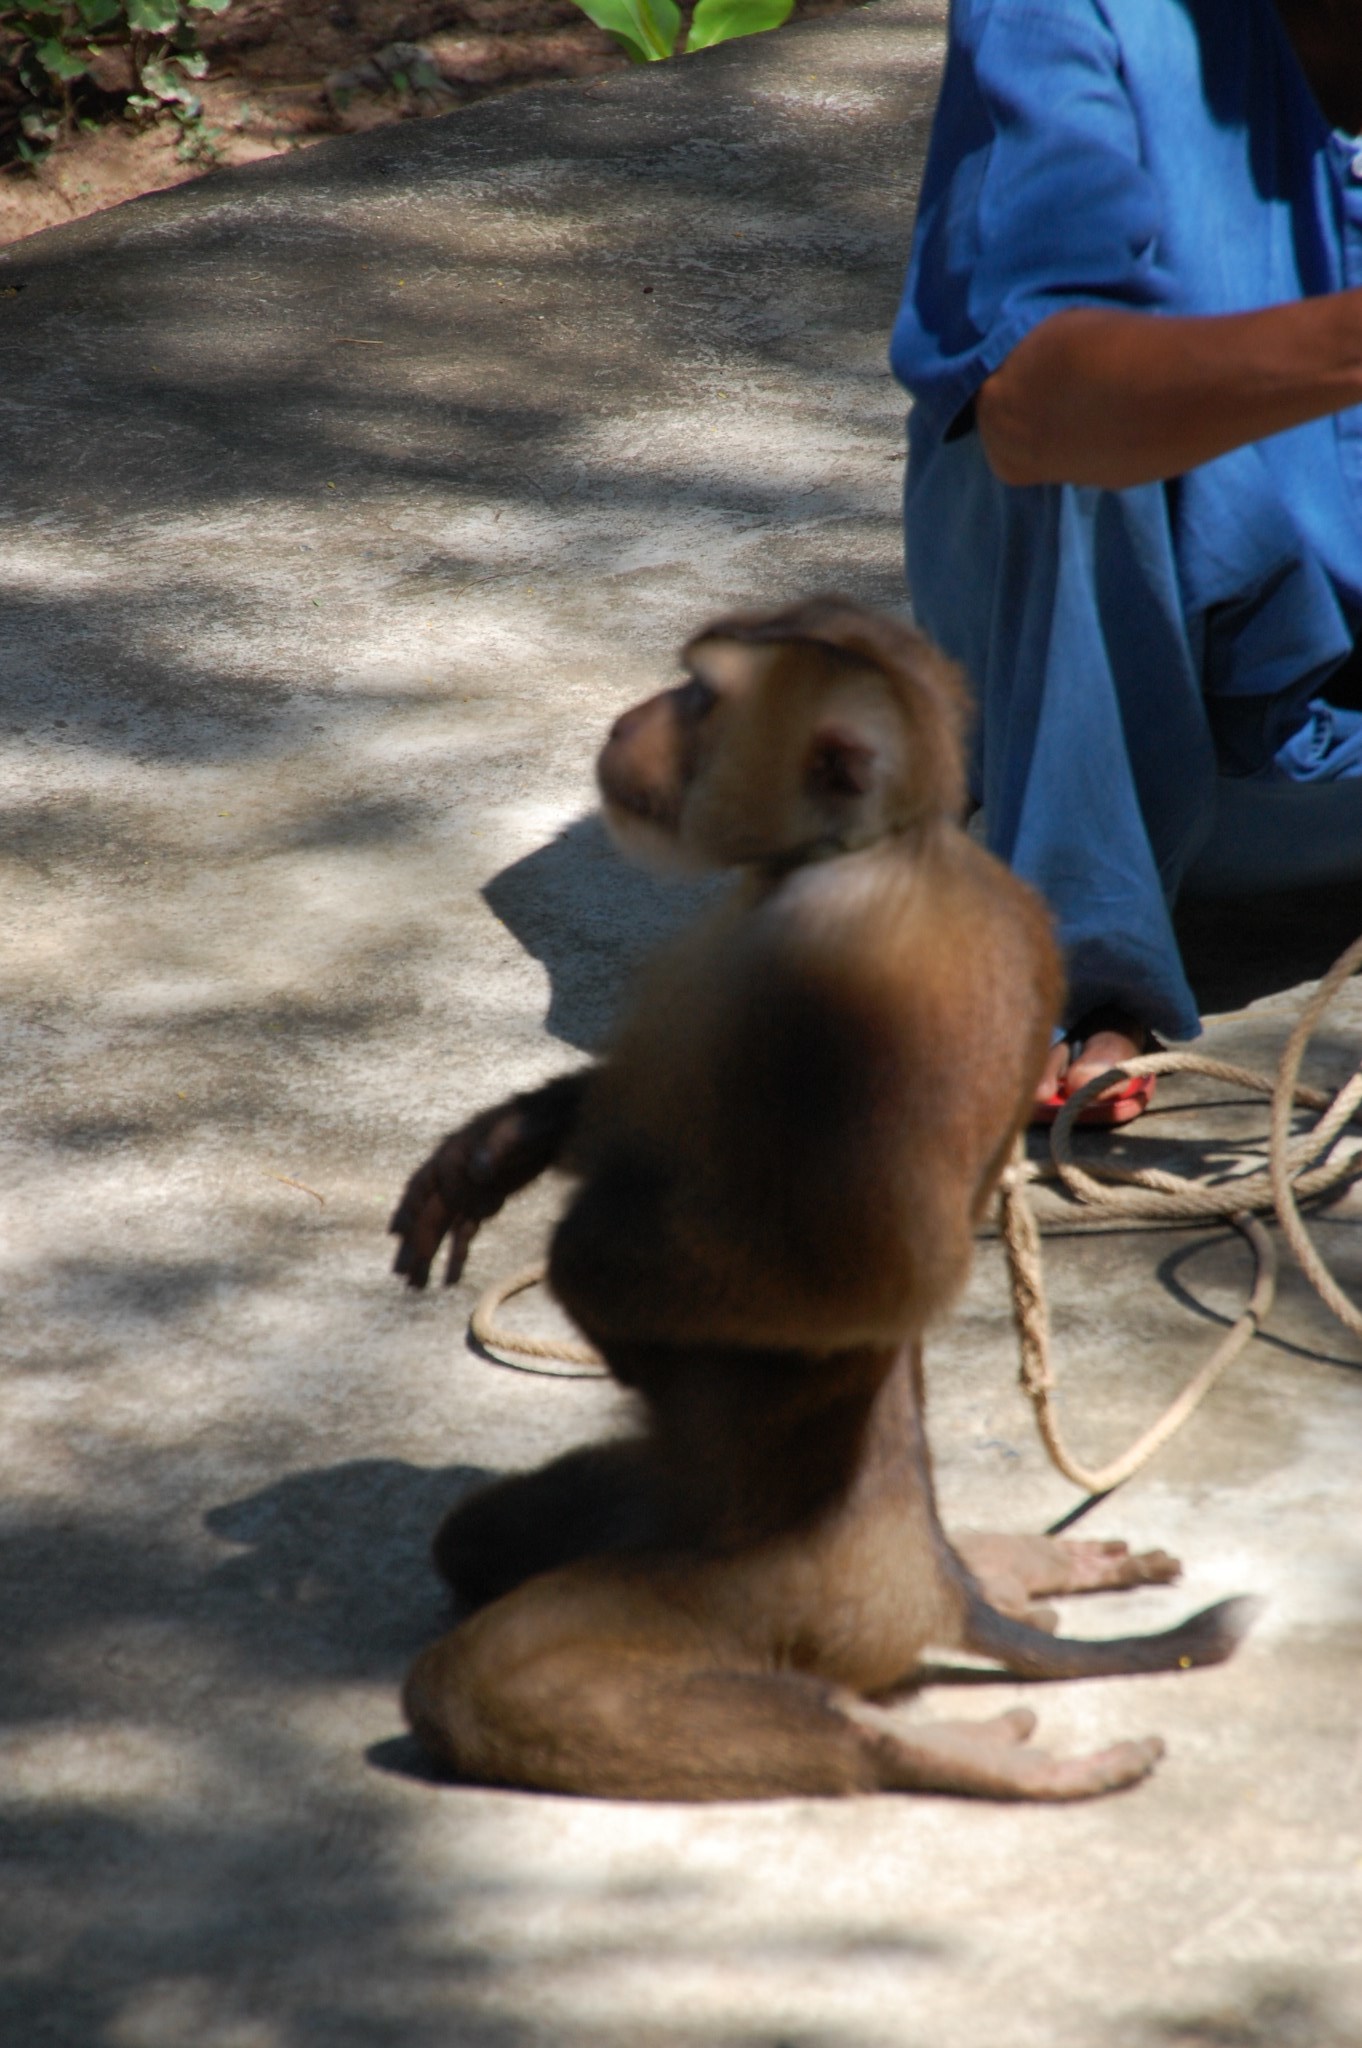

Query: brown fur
391,597,1253,1802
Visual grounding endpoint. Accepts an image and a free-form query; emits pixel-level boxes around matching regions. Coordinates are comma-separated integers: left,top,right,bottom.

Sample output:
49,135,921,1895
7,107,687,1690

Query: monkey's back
550,822,1061,1357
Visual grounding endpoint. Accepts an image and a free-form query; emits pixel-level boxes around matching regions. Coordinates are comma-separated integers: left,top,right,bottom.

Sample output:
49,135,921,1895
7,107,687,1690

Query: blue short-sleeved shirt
895,0,1362,569
889,0,1362,1040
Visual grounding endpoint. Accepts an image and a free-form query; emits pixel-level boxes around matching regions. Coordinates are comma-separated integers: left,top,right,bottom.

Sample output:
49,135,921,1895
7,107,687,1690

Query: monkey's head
597,597,971,875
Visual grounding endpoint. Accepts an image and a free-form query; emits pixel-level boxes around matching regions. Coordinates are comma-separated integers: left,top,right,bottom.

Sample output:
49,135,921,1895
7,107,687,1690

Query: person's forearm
976,293,1362,490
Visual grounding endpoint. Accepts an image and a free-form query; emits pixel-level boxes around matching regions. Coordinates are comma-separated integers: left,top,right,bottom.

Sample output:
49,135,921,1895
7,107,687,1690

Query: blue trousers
905,430,1362,1042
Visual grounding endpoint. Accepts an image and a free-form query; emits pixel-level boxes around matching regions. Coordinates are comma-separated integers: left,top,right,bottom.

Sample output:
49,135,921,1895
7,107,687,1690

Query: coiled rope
471,934,1362,1490
471,1263,606,1376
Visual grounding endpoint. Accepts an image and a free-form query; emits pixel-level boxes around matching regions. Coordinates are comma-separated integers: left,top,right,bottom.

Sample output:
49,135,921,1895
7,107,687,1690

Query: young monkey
390,597,1253,1802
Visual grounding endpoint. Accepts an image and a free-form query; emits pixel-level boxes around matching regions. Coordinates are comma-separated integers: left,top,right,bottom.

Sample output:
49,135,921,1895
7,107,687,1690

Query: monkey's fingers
442,1215,481,1288
390,1186,450,1290
391,1136,505,1290
389,1153,458,1289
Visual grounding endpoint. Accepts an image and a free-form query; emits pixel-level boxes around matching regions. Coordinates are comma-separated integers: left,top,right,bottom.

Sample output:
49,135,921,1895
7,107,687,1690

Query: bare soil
0,0,849,247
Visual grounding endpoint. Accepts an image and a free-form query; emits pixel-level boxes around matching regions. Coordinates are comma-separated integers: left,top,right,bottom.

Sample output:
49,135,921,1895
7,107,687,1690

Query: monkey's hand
390,1071,591,1290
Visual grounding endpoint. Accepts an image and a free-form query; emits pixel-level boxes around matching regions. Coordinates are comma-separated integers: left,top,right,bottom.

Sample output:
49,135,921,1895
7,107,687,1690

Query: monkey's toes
1053,1537,1183,1592
390,1202,446,1290
390,1222,433,1290
990,1707,1039,1744
389,1165,470,1290
1110,1545,1182,1588
389,1227,423,1281
1032,1734,1165,1801
442,1220,477,1287
1096,1734,1166,1787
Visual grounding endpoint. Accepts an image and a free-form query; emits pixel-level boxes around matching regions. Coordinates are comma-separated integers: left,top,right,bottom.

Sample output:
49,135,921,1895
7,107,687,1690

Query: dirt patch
0,0,853,247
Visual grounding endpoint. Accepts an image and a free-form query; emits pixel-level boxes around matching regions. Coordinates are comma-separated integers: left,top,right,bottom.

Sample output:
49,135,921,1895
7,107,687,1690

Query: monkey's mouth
605,782,675,827
597,755,679,832
597,770,705,876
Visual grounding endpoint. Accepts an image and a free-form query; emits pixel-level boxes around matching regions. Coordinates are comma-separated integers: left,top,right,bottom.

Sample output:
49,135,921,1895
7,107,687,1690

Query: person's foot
1034,1008,1154,1125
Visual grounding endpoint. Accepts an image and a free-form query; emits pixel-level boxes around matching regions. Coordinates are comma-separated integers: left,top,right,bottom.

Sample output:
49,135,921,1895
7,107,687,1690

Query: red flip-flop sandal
1031,1009,1159,1129
1032,1071,1156,1128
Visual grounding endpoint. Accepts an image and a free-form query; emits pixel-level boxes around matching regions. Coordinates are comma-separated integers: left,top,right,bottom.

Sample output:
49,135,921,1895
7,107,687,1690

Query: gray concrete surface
2,5,1361,2043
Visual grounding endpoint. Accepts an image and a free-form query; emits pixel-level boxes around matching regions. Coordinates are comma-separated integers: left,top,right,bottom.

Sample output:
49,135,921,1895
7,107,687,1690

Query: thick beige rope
472,940,1362,1491
998,1164,1280,1495
1002,932,1362,1491
1269,932,1362,1341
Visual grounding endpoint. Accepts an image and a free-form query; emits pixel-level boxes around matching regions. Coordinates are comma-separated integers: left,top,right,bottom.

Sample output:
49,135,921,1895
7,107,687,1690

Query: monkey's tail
962,1592,1260,1680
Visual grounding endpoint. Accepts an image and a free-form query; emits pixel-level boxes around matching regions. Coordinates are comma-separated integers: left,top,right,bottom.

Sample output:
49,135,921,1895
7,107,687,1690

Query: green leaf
126,0,182,30
35,34,90,76
186,0,232,12
568,0,680,62
137,52,198,102
685,0,792,50
74,0,123,24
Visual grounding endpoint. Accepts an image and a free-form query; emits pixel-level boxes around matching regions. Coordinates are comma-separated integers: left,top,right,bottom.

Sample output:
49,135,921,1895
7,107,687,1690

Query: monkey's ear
805,725,877,800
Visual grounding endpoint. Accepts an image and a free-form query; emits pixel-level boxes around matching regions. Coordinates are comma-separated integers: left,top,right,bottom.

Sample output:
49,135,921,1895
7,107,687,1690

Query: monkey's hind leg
403,1564,1165,1803
403,1567,895,1800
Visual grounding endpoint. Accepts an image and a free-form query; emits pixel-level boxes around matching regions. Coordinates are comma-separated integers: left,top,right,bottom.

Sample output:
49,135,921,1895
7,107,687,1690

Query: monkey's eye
671,675,718,722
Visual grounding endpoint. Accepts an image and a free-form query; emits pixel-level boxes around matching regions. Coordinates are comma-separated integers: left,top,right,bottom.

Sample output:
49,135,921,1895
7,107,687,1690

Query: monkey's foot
854,1702,1165,1801
954,1531,1182,1617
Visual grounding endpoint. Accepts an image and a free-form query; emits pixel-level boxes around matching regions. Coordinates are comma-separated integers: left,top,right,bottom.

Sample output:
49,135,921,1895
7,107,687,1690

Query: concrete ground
2,4,1361,2043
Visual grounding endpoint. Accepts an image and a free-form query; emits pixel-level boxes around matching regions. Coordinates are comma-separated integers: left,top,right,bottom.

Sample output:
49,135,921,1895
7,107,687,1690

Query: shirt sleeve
891,0,1174,437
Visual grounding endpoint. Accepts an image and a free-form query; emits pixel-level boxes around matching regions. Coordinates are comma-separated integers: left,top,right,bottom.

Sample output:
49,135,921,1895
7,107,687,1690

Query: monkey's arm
390,1070,592,1290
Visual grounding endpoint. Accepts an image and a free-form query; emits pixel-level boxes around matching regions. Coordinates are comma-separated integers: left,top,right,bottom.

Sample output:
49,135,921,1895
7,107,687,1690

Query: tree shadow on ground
2,1459,529,2048
1131,1983,1356,2048
0,9,937,544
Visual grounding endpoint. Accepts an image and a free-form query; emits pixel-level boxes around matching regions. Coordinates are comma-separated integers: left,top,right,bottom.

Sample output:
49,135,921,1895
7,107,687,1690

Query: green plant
0,0,230,165
571,0,794,65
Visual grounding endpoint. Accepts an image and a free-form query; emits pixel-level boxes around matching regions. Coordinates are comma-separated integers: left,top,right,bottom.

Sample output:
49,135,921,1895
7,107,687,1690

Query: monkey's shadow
483,813,721,1052
204,1457,498,1781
